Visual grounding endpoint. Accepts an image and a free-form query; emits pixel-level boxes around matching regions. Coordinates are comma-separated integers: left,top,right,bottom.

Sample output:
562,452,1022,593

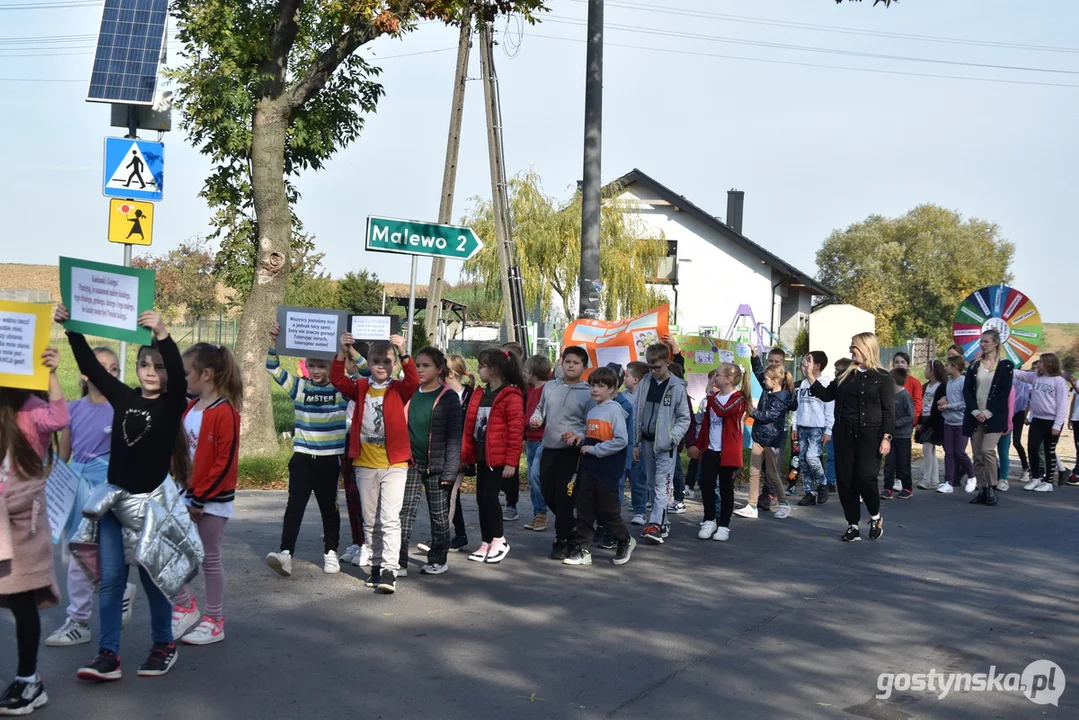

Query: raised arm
66,330,128,406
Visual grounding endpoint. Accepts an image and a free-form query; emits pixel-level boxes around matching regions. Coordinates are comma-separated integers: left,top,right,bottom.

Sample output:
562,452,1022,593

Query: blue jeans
824,437,837,486
798,426,827,494
672,453,685,502
997,432,1011,481
99,510,173,653
525,440,547,515
629,459,648,515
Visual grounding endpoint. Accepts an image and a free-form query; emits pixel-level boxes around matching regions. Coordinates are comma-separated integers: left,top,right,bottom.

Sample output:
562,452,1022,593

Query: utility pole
425,9,472,350
578,0,604,320
478,19,529,347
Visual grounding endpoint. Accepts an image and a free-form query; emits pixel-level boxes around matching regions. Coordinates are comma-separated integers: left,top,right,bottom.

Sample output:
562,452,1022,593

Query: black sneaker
1067,473,1079,487
817,486,829,504
841,526,861,542
868,516,884,540
376,571,397,594
593,533,617,550
365,567,381,588
449,535,468,552
77,649,122,682
549,541,569,561
136,642,177,677
969,487,988,505
562,549,592,566
0,677,47,713
613,537,636,566
797,493,817,506
985,487,998,506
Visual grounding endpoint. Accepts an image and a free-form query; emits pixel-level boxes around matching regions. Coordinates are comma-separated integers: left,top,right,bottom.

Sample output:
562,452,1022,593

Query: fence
171,316,240,349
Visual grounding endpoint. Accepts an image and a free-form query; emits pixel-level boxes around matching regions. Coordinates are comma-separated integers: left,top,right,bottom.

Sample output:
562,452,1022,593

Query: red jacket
184,397,240,508
524,385,544,442
461,384,525,468
904,374,924,420
694,392,747,468
331,356,420,466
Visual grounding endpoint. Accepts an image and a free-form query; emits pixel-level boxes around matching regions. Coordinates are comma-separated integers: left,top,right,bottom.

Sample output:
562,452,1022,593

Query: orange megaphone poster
561,304,671,372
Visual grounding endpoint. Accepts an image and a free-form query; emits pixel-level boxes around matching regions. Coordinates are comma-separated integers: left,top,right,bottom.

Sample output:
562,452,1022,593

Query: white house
809,302,876,373
609,169,833,348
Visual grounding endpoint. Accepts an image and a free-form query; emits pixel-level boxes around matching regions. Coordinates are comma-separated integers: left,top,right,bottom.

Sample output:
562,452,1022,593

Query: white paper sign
350,315,392,340
0,311,35,377
719,350,735,364
69,267,140,331
285,311,339,354
595,345,631,373
695,350,716,365
46,462,81,544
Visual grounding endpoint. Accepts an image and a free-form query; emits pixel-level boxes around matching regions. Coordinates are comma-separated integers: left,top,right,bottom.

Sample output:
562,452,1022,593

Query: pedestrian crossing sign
102,137,164,201
107,199,154,246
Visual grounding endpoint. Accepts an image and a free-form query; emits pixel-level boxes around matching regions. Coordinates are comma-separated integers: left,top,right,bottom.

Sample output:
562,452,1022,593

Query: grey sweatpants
355,466,407,573
641,440,676,526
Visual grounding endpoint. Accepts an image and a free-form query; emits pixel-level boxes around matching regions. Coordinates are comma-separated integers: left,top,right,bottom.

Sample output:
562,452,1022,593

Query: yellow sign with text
0,300,52,391
107,199,154,246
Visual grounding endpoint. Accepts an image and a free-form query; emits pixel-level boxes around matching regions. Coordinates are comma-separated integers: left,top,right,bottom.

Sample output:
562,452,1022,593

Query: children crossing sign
107,199,154,246
102,137,164,201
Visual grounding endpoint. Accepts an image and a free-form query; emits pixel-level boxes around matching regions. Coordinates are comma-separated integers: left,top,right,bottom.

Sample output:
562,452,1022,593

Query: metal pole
406,255,418,354
426,10,472,350
578,0,604,320
119,243,132,383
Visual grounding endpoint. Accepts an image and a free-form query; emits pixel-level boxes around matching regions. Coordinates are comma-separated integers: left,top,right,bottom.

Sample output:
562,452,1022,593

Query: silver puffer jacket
69,479,204,603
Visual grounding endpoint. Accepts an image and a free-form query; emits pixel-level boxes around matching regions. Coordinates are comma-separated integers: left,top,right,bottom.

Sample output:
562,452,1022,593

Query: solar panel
86,0,168,105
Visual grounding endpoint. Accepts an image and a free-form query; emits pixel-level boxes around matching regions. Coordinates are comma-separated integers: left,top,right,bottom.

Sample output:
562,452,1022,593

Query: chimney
726,189,744,235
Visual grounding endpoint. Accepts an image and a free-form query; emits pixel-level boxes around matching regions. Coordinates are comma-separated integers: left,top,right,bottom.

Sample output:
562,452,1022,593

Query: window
655,240,678,283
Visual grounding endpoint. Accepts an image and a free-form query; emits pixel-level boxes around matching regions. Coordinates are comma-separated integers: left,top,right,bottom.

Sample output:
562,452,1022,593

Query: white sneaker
697,520,718,539
1020,470,1031,483
354,544,372,568
937,483,954,494
893,480,903,491
339,544,361,564
46,619,91,647
1034,481,1054,493
485,540,510,564
630,513,646,526
266,550,292,577
421,562,448,575
171,599,200,640
963,477,977,493
324,550,341,574
916,479,938,490
684,489,695,500
998,479,1010,492
181,616,225,645
712,526,730,542
121,582,137,629
1023,478,1042,491
734,505,758,519
773,504,791,519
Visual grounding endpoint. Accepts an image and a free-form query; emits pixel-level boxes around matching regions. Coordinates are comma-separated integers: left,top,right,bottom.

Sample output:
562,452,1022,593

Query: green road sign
365,215,484,260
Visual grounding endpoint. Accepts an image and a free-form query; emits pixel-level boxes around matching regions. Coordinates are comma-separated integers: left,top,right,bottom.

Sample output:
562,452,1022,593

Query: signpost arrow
365,215,484,260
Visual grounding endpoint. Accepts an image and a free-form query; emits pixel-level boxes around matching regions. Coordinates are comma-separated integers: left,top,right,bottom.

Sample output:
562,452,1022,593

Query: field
1042,323,1079,354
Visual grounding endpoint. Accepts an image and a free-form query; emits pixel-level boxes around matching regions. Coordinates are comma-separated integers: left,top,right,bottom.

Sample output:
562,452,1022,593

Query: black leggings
501,468,520,509
8,590,40,678
833,420,882,525
698,450,736,526
1012,412,1029,471
476,464,505,543
453,490,466,537
281,453,341,554
1027,418,1059,482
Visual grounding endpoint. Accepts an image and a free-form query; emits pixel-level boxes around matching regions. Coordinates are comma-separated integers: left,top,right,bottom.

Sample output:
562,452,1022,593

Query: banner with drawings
561,304,671,372
676,334,759,448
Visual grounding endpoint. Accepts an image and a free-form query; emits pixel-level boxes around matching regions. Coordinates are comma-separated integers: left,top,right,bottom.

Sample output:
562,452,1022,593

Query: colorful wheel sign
953,285,1042,365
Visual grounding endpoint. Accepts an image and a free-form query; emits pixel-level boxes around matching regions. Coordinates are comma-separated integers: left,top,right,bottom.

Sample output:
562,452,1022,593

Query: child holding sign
57,304,192,682
0,346,69,715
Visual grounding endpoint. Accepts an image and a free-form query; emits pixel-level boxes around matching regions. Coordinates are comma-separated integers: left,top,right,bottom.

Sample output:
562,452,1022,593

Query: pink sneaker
485,538,510,564
182,616,225,645
468,542,490,562
171,598,199,640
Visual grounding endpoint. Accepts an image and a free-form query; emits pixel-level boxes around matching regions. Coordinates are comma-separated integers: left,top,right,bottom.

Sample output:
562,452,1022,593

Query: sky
1,0,1077,322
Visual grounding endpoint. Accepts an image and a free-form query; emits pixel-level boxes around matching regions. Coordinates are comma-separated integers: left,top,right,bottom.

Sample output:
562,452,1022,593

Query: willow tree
170,0,545,455
463,171,667,323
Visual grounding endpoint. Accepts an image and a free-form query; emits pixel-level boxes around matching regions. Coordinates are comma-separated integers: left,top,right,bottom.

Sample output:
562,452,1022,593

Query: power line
543,16,1079,76
565,0,1079,55
0,1,99,10
527,32,1079,89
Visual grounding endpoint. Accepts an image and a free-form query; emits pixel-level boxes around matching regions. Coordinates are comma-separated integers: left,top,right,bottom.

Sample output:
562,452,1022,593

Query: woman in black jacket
808,332,895,542
916,360,948,490
399,347,463,575
962,329,1014,507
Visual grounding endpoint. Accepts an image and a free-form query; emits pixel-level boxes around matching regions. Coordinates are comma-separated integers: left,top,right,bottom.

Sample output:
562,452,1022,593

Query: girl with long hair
1015,353,1070,492
445,354,473,551
962,330,1013,506
916,360,948,490
735,364,797,520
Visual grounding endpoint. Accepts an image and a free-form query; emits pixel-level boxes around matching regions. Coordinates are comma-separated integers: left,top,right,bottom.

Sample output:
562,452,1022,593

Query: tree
816,204,1014,347
170,0,546,455
463,171,667,322
131,237,223,323
338,270,384,314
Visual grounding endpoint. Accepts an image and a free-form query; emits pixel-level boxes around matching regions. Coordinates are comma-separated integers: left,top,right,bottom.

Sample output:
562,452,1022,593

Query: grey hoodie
633,372,691,452
530,379,595,450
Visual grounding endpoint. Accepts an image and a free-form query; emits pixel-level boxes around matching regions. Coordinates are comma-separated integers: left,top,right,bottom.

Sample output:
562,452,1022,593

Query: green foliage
794,325,810,357
443,283,504,323
131,237,222,322
337,269,384,314
816,204,1014,347
462,170,667,321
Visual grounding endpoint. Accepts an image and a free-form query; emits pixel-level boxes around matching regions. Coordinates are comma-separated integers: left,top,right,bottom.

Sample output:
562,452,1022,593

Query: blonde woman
807,333,894,542
961,330,1014,506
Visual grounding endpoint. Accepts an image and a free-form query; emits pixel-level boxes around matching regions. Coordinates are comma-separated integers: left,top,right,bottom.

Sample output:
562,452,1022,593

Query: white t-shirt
922,382,940,417
182,407,234,519
708,392,735,452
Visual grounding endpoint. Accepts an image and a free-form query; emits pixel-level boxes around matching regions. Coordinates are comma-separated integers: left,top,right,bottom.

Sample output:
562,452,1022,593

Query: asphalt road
3,455,1077,719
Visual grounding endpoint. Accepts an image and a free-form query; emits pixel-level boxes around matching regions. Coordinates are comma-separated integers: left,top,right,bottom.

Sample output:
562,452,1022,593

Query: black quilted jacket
415,386,463,484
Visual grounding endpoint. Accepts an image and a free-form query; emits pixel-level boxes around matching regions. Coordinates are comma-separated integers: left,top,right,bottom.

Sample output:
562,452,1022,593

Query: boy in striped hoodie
265,322,350,576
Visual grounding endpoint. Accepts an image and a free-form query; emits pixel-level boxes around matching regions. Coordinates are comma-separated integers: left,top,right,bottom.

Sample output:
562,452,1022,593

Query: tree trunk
235,99,292,456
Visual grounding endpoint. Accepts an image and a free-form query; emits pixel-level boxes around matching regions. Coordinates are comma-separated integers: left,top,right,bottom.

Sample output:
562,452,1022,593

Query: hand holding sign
138,310,168,340
0,300,54,391
340,332,355,356
389,334,407,356
41,347,60,372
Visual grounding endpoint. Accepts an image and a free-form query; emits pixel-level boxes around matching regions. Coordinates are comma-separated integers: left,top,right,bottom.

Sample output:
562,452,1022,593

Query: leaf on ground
382,612,393,616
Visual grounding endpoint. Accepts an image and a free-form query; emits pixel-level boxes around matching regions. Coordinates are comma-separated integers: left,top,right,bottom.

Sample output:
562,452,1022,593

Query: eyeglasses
648,363,666,371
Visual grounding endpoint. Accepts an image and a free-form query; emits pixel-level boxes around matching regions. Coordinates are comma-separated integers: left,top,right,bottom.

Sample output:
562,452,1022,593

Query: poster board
349,314,400,343
675,334,759,448
561,304,671,372
46,461,80,544
275,306,347,360
0,301,52,391
58,256,155,345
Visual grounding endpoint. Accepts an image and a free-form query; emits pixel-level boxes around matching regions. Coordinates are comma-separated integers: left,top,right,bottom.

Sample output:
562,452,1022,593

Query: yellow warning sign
107,199,154,246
